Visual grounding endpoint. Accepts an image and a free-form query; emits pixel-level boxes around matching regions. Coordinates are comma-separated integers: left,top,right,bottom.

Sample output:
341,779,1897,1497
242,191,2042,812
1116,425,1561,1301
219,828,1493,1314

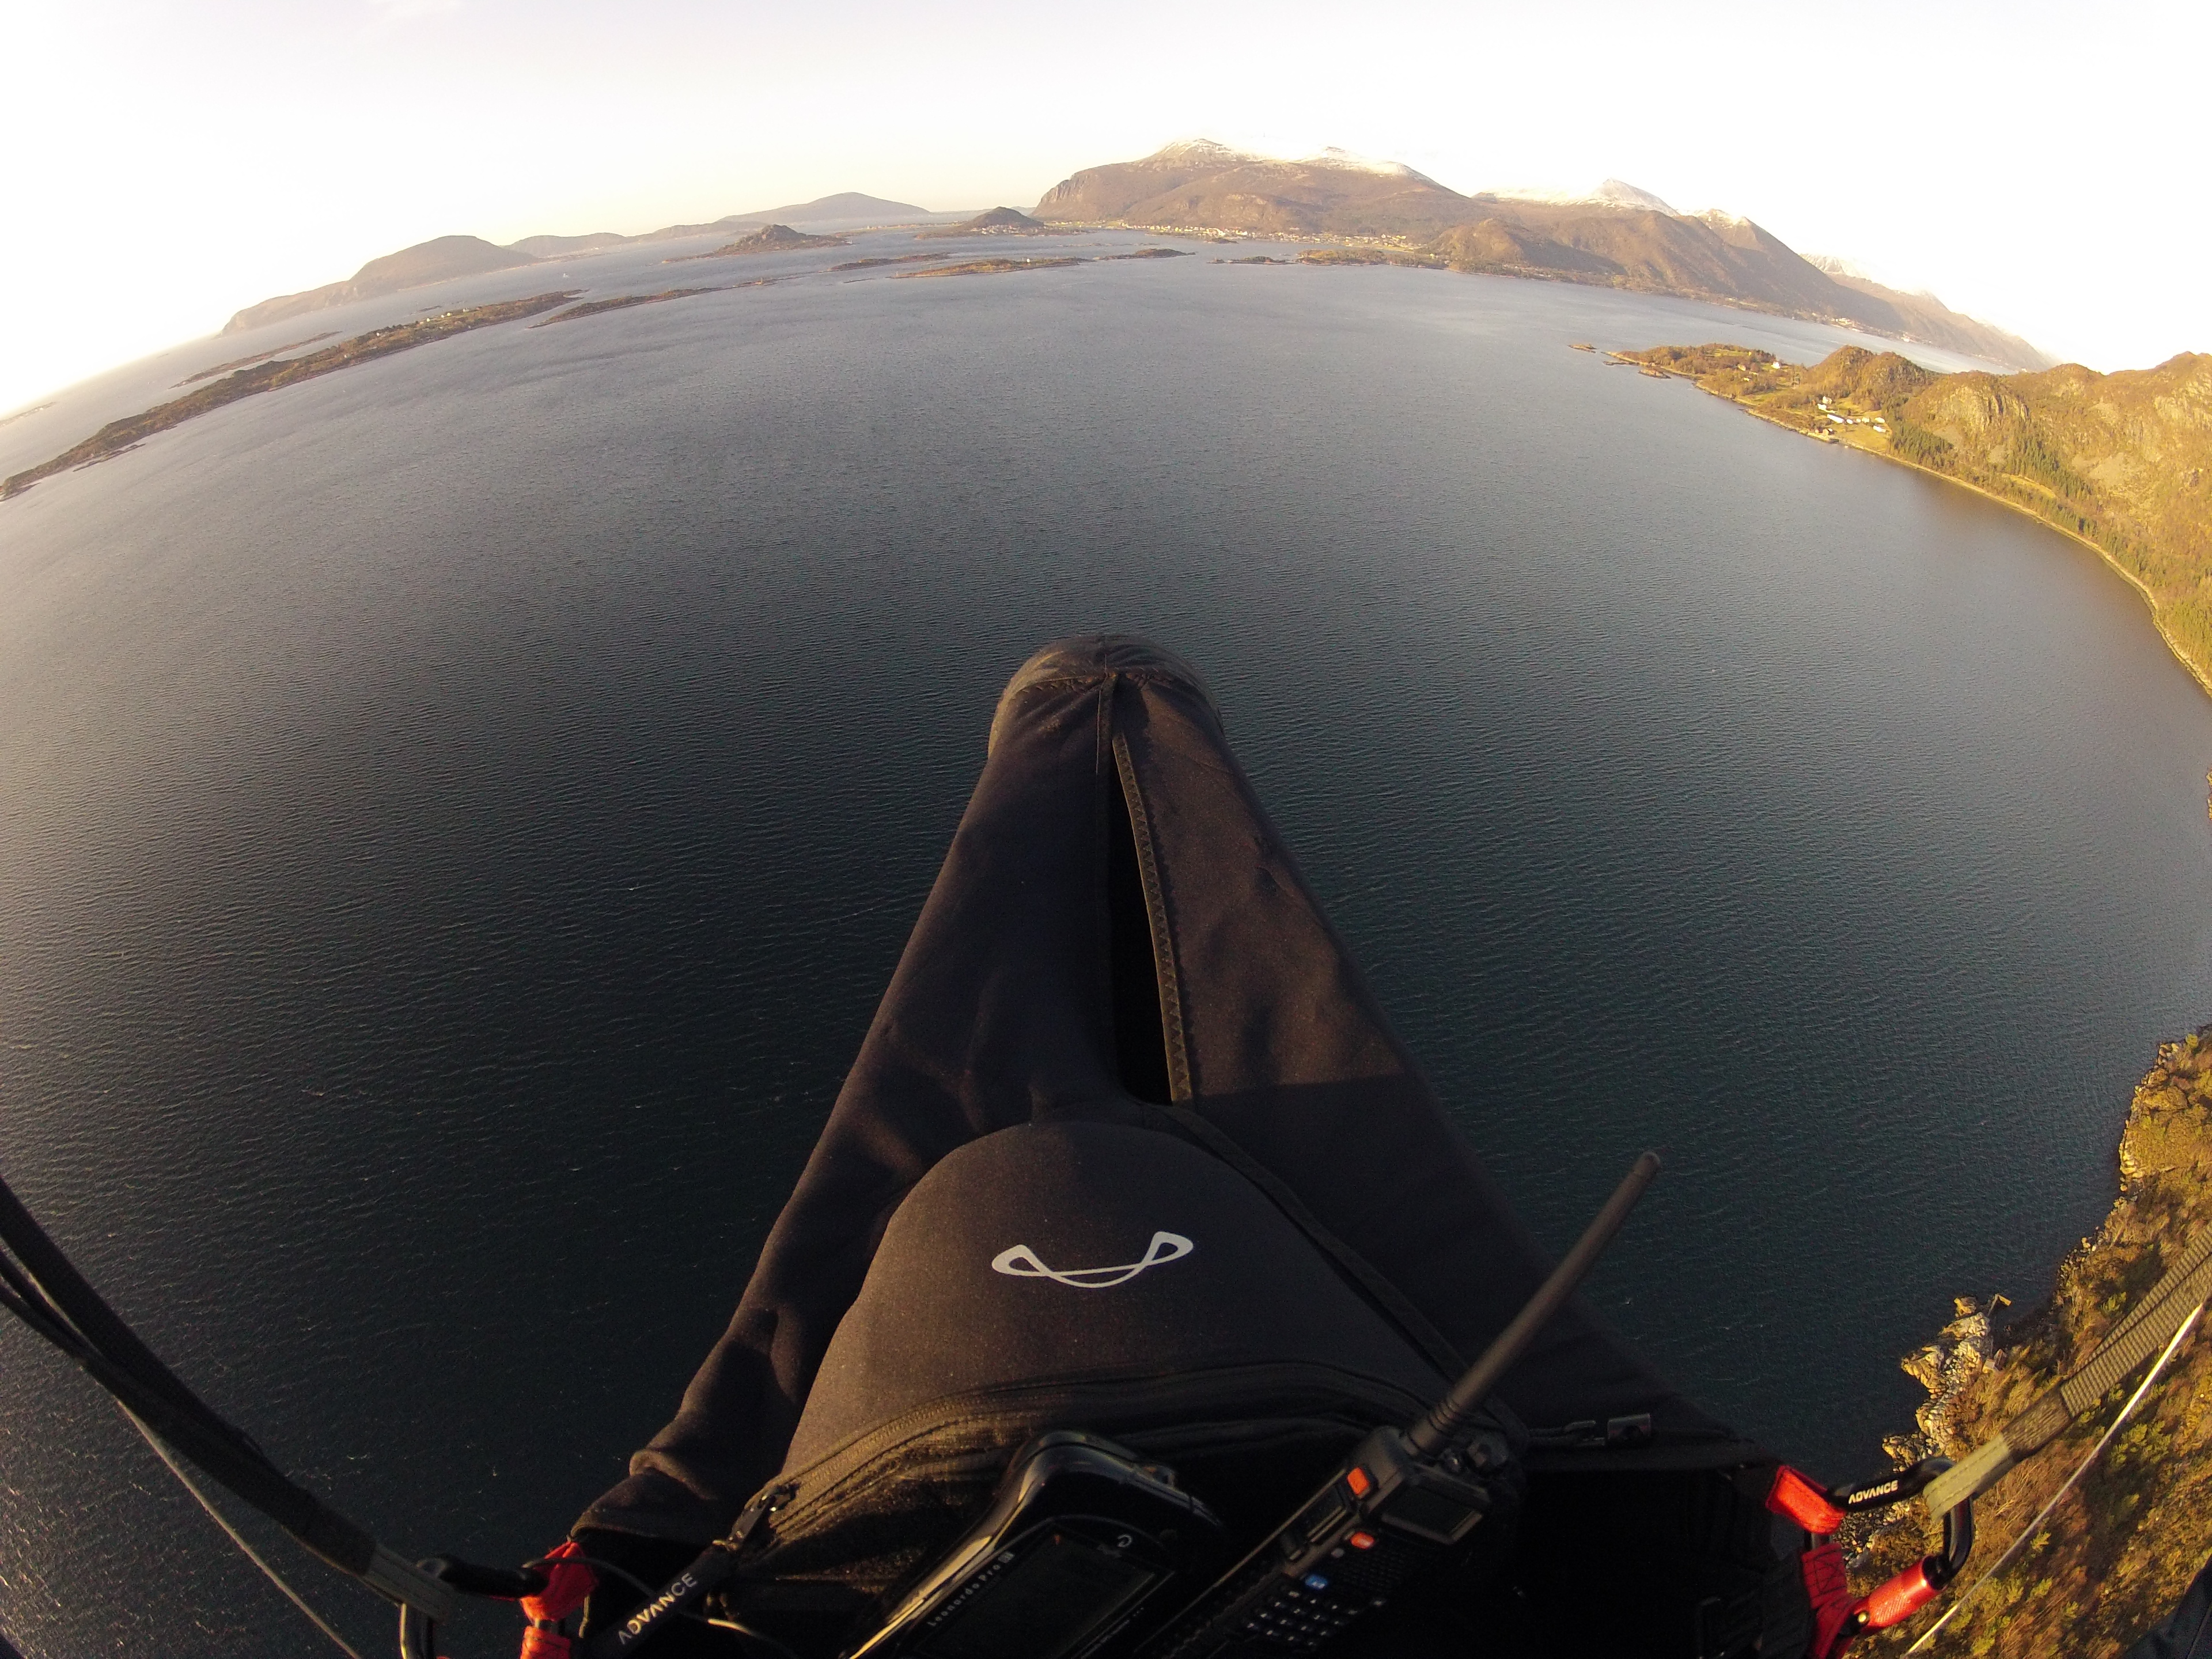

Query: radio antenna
1407,1150,1663,1456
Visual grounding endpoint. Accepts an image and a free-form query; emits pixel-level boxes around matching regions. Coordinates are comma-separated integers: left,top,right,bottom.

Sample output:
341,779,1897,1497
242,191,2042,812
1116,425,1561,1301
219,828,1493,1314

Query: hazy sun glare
3,0,2205,412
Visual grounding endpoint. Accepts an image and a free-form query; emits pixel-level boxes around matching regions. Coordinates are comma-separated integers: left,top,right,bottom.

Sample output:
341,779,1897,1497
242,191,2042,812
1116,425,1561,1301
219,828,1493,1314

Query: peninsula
3,293,578,501
831,253,950,271
1616,343,2212,692
1034,142,2050,371
892,256,1082,279
221,194,933,334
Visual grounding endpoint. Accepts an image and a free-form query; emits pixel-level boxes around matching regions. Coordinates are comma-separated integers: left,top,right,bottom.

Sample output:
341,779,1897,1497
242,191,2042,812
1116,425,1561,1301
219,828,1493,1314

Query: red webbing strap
1767,1464,1846,1535
519,1541,598,1659
1799,1539,1858,1659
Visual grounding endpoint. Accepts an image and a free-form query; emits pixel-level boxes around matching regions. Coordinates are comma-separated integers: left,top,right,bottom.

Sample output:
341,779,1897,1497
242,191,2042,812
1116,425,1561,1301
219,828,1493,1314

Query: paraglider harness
6,1146,2210,1659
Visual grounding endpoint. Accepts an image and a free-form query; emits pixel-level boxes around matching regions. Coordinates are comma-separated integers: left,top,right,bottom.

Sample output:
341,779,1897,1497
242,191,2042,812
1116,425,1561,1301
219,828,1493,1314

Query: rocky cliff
1850,1030,2212,1656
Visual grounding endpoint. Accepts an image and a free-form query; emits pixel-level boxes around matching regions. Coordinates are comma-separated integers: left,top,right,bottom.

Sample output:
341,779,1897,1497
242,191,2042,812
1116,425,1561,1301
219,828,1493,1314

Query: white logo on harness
990,1231,1194,1289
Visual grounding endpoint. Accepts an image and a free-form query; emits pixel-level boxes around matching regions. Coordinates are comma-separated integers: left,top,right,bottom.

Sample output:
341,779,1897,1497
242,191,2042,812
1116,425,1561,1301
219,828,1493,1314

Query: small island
672,224,847,262
892,256,1082,279
1297,247,1444,270
1619,342,2212,695
831,253,952,271
916,206,1053,240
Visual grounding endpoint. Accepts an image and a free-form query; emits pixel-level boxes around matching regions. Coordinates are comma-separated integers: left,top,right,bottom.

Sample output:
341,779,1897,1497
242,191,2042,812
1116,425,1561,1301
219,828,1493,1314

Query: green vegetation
1620,343,2212,694
1887,419,1954,467
2,292,579,502
1851,1031,2212,1656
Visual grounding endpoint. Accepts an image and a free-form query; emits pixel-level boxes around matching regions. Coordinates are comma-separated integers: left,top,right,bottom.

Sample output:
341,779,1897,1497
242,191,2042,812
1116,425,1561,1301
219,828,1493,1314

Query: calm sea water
3,229,2210,1657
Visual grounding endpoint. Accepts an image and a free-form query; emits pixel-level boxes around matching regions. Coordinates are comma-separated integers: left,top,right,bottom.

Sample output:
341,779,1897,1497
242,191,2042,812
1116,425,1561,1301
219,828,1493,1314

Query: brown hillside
1436,210,2046,369
225,234,539,335
1427,219,1615,277
916,206,1050,240
1430,207,1849,316
1033,140,1479,238
1037,143,2048,370
1823,268,2055,370
509,232,628,259
1620,343,2212,690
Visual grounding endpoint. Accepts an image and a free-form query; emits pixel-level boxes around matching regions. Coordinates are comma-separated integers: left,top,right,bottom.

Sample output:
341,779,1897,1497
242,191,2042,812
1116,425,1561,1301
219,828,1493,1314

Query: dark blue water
3,230,2209,1657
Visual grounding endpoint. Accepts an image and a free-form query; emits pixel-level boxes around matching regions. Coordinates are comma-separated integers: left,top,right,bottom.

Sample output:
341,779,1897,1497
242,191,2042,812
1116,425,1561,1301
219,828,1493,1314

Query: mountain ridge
221,193,936,335
1033,142,2052,370
218,150,2051,373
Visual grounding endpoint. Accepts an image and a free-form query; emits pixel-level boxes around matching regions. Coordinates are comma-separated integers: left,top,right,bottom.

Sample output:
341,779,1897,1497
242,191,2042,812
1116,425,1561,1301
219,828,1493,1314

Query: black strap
0,1170,379,1575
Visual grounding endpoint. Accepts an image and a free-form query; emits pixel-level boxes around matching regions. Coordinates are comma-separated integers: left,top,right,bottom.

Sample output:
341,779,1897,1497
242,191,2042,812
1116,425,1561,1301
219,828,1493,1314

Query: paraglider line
121,1404,368,1659
1907,1298,2205,1653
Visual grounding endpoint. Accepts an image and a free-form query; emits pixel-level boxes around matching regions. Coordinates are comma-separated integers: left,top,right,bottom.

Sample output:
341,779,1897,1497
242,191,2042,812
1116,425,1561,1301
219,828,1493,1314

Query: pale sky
3,0,2205,416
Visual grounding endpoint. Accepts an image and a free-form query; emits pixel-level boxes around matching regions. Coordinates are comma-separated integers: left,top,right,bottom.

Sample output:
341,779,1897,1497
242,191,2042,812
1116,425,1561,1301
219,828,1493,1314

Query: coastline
1,292,580,502
1637,361,2212,704
1852,1029,2212,1655
1043,218,2021,372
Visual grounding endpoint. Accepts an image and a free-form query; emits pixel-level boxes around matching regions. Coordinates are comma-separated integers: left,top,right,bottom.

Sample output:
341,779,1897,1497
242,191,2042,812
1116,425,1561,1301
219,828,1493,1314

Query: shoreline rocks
1853,1028,2212,1656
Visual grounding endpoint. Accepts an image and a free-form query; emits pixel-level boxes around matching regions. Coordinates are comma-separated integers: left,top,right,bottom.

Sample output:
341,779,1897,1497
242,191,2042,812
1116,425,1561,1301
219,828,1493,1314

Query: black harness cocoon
577,637,1810,1657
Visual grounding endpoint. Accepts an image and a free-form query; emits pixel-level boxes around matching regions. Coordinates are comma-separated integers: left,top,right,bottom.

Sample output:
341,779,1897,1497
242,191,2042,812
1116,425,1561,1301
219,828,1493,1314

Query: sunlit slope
1850,1031,2212,1656
1627,344,2212,687
1036,142,2052,370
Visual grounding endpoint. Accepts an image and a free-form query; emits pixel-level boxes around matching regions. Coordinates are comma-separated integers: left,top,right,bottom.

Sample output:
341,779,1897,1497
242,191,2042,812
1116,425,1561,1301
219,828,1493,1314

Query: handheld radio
1139,1151,1663,1657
